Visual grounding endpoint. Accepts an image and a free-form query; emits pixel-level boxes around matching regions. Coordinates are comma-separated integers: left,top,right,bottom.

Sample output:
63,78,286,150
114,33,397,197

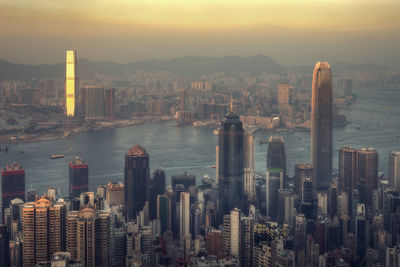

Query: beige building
105,182,125,207
22,195,66,267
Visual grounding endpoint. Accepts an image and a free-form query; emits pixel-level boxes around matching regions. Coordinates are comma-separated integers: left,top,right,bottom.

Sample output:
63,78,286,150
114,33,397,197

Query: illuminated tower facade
311,61,333,190
65,50,76,117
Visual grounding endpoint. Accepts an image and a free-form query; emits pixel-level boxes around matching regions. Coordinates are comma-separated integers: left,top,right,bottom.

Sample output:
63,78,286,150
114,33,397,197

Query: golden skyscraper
65,50,76,117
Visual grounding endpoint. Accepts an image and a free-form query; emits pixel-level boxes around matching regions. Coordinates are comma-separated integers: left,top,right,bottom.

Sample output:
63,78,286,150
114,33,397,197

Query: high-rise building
105,182,124,207
157,195,171,234
241,216,254,267
266,169,282,220
69,157,88,199
65,50,76,117
179,192,190,243
149,168,166,220
2,163,25,219
267,136,286,180
22,195,66,267
82,87,105,120
218,110,244,220
205,229,222,256
388,151,400,190
329,181,338,219
277,189,295,226
356,148,378,206
339,146,357,198
294,163,313,196
244,133,255,201
230,208,241,258
124,145,149,221
311,61,333,190
355,204,366,257
222,214,231,254
278,83,291,113
66,207,111,267
104,88,115,120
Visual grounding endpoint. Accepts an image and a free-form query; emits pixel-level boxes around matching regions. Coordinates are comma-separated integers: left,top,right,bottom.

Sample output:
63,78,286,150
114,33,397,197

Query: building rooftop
70,157,87,166
106,181,124,191
3,163,24,172
127,144,147,156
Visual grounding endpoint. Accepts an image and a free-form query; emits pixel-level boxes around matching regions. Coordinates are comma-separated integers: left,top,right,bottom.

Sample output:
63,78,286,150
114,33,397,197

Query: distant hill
0,55,285,81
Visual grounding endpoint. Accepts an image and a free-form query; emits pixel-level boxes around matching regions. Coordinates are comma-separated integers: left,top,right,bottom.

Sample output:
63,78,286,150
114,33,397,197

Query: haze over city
1,1,400,267
1,0,400,70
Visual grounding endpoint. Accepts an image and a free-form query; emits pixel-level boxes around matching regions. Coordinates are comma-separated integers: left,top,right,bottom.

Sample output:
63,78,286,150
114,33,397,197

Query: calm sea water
0,87,399,195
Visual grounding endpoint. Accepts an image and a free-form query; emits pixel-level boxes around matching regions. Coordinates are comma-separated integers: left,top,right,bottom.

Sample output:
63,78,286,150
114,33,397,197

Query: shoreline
0,115,175,144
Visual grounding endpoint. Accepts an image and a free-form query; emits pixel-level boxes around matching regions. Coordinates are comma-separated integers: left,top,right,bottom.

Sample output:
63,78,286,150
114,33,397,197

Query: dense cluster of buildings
0,59,400,267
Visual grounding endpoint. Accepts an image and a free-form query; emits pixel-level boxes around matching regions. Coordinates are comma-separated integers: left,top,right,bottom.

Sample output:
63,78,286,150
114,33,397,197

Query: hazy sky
1,0,399,69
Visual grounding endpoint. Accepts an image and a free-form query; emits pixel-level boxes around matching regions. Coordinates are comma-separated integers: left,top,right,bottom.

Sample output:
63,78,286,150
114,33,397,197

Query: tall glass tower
124,144,149,221
218,110,244,221
311,61,333,190
65,50,76,117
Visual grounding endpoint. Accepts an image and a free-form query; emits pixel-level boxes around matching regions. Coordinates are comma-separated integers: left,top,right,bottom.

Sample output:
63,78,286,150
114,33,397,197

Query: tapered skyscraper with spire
311,61,333,190
218,97,244,221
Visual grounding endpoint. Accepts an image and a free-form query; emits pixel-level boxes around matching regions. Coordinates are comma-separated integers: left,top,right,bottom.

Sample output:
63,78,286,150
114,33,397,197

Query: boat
210,165,216,169
19,149,24,153
213,129,219,135
50,154,64,159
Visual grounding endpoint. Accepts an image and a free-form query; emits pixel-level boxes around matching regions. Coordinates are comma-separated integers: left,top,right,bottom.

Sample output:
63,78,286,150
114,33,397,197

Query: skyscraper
356,148,378,206
244,132,255,201
294,163,313,196
179,192,190,244
339,146,357,193
311,61,333,190
157,194,171,234
149,168,166,220
124,145,149,221
69,157,89,199
388,151,400,190
266,169,283,219
218,110,244,220
65,50,76,117
2,163,25,219
267,136,286,181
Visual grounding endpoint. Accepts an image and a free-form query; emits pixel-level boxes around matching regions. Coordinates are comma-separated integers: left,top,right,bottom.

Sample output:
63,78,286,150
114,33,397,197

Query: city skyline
0,1,399,265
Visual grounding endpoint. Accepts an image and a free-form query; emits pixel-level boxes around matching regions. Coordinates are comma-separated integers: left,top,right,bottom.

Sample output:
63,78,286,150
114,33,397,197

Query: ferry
50,154,65,159
210,165,216,169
